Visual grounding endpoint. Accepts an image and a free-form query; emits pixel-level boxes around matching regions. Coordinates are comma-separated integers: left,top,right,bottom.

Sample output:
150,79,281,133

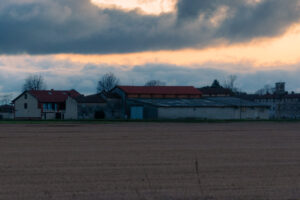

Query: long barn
111,86,270,120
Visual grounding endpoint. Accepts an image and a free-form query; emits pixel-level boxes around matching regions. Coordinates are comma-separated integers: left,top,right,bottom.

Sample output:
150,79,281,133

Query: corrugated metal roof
130,98,227,107
130,97,269,108
117,86,202,95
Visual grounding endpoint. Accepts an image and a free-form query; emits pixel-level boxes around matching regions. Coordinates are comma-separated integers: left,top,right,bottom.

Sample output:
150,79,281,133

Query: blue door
130,106,144,120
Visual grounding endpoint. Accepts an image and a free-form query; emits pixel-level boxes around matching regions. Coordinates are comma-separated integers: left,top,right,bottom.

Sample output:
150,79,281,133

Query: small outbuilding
66,93,122,120
0,105,14,120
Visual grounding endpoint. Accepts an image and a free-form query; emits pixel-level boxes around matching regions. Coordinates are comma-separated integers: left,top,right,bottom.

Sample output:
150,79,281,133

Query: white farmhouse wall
65,97,78,119
14,93,41,119
44,113,56,120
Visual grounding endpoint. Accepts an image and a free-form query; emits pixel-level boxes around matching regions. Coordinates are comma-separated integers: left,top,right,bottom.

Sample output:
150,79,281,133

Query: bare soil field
0,122,299,200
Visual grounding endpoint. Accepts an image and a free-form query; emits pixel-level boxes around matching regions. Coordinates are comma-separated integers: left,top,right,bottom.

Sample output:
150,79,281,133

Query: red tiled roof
29,90,81,103
117,86,202,95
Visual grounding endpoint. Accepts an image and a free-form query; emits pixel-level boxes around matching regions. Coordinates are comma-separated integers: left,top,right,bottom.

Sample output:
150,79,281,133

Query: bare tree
223,75,238,92
145,80,166,86
97,72,120,93
23,74,46,91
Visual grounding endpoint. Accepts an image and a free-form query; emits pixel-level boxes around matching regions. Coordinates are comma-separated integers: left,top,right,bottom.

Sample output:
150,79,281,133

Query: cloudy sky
1,0,300,97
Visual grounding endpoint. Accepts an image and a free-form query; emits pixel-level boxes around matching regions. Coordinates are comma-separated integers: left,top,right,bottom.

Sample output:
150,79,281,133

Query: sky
1,0,300,97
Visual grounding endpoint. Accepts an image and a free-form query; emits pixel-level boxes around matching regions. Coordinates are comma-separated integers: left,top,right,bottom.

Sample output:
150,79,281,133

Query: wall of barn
157,107,269,120
240,107,270,120
126,100,158,119
14,92,41,119
65,97,78,119
142,105,158,119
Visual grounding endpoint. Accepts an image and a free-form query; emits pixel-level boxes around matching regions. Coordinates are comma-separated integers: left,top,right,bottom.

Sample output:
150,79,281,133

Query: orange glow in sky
55,24,300,72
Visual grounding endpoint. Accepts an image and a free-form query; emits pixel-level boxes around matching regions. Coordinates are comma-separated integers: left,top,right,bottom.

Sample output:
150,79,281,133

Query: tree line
1,72,277,105
21,72,239,92
21,73,169,93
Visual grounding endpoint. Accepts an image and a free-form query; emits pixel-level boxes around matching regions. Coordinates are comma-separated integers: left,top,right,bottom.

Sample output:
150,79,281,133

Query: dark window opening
56,113,62,120
94,111,105,119
59,103,66,110
24,103,28,109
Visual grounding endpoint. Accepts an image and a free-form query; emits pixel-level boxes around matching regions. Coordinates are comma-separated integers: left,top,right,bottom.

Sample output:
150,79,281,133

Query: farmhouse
0,105,14,120
12,90,81,120
111,86,269,120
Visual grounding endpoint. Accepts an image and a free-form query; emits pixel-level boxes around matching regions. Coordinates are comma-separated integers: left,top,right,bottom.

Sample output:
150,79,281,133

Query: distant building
0,105,14,120
111,86,269,120
66,93,122,120
241,82,300,119
274,82,286,95
111,86,202,119
12,90,81,120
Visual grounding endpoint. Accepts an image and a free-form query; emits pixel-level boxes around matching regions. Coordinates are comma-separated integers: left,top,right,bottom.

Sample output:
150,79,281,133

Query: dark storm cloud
1,0,300,54
177,0,300,40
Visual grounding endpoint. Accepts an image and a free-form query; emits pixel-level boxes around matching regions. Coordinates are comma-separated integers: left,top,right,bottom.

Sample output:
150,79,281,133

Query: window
24,103,28,109
24,94,27,99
